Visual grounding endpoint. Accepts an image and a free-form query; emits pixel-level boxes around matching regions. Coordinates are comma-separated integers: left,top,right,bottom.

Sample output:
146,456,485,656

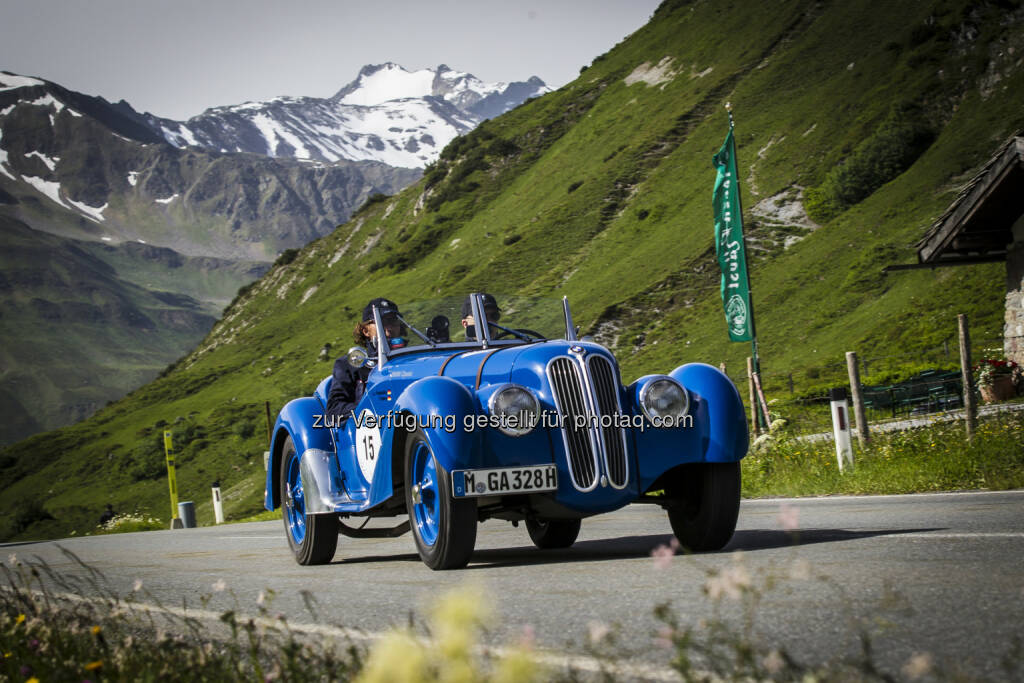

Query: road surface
5,490,1022,679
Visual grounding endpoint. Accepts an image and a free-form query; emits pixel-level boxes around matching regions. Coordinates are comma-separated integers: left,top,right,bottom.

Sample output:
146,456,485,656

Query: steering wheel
493,327,546,341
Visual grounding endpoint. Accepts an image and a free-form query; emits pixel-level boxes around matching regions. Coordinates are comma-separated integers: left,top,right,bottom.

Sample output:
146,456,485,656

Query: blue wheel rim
284,451,306,544
411,440,440,547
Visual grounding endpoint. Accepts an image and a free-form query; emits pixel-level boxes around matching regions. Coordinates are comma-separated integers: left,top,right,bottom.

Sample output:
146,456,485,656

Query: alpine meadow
3,0,1023,541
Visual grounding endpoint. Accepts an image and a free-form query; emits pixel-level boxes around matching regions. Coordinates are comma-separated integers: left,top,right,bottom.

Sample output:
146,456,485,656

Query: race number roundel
354,409,382,483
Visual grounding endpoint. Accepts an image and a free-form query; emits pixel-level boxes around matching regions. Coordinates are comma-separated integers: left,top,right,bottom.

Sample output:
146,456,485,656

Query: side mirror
346,346,369,368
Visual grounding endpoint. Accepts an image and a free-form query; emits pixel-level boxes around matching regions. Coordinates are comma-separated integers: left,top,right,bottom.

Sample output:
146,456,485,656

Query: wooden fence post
958,314,977,441
747,357,760,438
846,351,870,446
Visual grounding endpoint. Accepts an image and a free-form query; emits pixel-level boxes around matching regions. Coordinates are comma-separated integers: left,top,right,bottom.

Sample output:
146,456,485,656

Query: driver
326,297,404,422
461,293,500,341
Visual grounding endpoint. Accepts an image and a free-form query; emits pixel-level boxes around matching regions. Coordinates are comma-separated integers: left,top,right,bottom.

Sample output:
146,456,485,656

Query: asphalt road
5,490,1023,679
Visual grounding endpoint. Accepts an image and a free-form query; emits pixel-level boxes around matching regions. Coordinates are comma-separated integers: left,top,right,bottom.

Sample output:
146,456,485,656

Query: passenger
461,293,501,341
326,297,404,421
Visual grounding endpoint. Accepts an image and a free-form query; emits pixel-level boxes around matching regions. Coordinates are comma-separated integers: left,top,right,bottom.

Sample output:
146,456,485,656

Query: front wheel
404,427,477,569
665,462,741,552
281,435,339,565
526,518,581,549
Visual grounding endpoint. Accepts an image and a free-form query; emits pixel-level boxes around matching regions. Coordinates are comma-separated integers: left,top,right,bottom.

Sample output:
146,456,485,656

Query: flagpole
726,106,767,431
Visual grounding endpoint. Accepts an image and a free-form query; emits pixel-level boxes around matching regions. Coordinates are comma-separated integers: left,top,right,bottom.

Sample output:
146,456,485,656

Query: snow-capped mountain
145,63,548,169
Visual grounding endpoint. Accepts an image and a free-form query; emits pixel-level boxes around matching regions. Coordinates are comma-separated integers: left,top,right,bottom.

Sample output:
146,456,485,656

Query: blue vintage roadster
264,294,748,569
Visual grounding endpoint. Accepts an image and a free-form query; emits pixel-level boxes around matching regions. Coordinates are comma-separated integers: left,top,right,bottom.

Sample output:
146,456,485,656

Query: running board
337,519,410,538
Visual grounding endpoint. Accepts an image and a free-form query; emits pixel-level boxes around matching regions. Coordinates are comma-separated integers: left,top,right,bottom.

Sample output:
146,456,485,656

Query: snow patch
25,150,58,171
22,175,66,208
340,64,436,106
127,171,139,186
67,109,82,117
65,198,107,222
155,194,179,204
101,236,112,242
0,73,45,91
0,104,14,117
0,129,16,180
624,57,677,88
27,94,64,113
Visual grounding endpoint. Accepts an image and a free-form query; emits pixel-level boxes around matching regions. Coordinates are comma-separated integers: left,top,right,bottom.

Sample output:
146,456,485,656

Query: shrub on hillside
805,107,934,222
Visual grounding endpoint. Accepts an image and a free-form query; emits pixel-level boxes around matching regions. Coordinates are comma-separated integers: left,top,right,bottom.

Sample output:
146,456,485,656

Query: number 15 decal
354,410,382,483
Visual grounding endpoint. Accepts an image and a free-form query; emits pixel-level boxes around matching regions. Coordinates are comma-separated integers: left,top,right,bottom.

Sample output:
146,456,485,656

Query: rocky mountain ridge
142,63,549,168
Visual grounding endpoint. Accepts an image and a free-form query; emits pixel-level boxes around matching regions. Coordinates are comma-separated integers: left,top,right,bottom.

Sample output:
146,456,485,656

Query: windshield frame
371,293,575,366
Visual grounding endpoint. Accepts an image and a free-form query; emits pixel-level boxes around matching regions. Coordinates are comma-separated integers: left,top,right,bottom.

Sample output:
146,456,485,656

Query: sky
0,0,662,120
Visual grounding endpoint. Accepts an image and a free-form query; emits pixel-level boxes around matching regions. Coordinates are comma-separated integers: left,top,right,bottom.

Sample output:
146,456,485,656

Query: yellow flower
91,625,102,635
27,678,39,683
16,614,26,625
85,660,103,671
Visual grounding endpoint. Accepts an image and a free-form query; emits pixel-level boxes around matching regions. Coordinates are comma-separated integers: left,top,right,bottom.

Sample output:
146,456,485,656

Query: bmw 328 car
264,294,748,569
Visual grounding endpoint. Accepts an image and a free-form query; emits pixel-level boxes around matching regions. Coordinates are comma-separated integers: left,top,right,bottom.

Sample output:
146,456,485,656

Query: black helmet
362,297,400,322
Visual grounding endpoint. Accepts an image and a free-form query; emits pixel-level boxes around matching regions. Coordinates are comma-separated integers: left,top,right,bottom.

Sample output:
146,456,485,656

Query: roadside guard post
178,501,196,528
164,430,184,529
829,388,855,472
212,480,225,524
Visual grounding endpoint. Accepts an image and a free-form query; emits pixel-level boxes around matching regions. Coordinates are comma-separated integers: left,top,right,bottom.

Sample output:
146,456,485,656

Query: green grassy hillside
2,0,1022,539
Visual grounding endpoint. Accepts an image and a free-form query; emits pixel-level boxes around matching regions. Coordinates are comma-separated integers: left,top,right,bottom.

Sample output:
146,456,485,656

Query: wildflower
789,558,812,581
902,652,933,680
133,578,143,592
212,579,227,592
518,623,535,650
587,620,611,644
85,661,103,671
15,614,25,625
762,649,785,674
777,503,800,532
257,590,266,605
704,554,752,601
651,537,680,569
653,625,675,649
7,553,16,566
91,625,102,635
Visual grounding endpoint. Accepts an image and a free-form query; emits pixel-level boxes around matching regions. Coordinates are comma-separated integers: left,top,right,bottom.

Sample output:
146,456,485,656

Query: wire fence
727,333,1013,434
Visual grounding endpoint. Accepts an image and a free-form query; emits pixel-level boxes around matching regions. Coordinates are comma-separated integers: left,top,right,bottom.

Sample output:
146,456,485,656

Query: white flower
257,591,266,605
902,652,933,680
6,553,16,566
777,503,800,531
704,554,752,601
762,649,785,674
789,559,812,581
650,537,681,569
133,579,143,592
587,621,611,644
212,579,227,592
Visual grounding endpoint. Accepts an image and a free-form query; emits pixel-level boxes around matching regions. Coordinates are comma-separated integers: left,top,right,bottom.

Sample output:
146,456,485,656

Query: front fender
264,396,334,510
390,375,483,476
670,363,748,463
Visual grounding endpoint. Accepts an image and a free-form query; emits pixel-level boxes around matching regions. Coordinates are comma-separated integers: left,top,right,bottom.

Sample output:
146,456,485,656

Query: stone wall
1006,214,1024,365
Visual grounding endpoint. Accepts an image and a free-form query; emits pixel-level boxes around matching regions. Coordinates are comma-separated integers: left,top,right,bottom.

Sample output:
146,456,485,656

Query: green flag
712,126,754,342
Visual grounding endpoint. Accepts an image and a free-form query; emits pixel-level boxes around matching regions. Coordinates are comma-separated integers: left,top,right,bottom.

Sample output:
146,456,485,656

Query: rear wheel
526,518,581,549
665,462,741,552
404,427,477,569
280,435,339,565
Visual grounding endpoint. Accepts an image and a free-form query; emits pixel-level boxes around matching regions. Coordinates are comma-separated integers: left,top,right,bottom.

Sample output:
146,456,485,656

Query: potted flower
974,358,1020,403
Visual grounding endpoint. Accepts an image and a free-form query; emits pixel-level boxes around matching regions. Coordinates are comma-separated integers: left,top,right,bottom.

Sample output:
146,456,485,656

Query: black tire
665,462,741,552
280,435,339,565
404,427,477,569
526,518,581,549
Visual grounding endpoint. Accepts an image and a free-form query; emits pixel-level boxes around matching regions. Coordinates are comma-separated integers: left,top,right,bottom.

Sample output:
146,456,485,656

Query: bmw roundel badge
570,344,585,355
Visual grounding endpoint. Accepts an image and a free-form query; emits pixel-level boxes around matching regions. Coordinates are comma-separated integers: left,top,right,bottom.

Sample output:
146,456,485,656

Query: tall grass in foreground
742,412,1024,498
3,549,1021,681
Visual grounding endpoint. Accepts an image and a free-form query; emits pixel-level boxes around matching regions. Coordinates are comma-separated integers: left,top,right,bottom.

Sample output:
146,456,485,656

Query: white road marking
895,532,1024,539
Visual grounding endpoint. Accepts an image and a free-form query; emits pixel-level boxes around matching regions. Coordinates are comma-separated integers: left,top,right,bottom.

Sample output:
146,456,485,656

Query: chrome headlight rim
638,375,690,425
346,346,369,368
487,383,540,437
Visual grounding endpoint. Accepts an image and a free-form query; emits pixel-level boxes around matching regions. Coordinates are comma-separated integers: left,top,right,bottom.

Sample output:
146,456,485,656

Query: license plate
452,465,557,497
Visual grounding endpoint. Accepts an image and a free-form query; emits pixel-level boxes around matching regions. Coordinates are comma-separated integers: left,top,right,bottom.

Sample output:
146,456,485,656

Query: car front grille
547,354,628,491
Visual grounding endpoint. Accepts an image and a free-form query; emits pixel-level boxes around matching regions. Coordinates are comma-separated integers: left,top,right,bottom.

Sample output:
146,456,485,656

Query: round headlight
639,377,689,425
488,385,540,437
